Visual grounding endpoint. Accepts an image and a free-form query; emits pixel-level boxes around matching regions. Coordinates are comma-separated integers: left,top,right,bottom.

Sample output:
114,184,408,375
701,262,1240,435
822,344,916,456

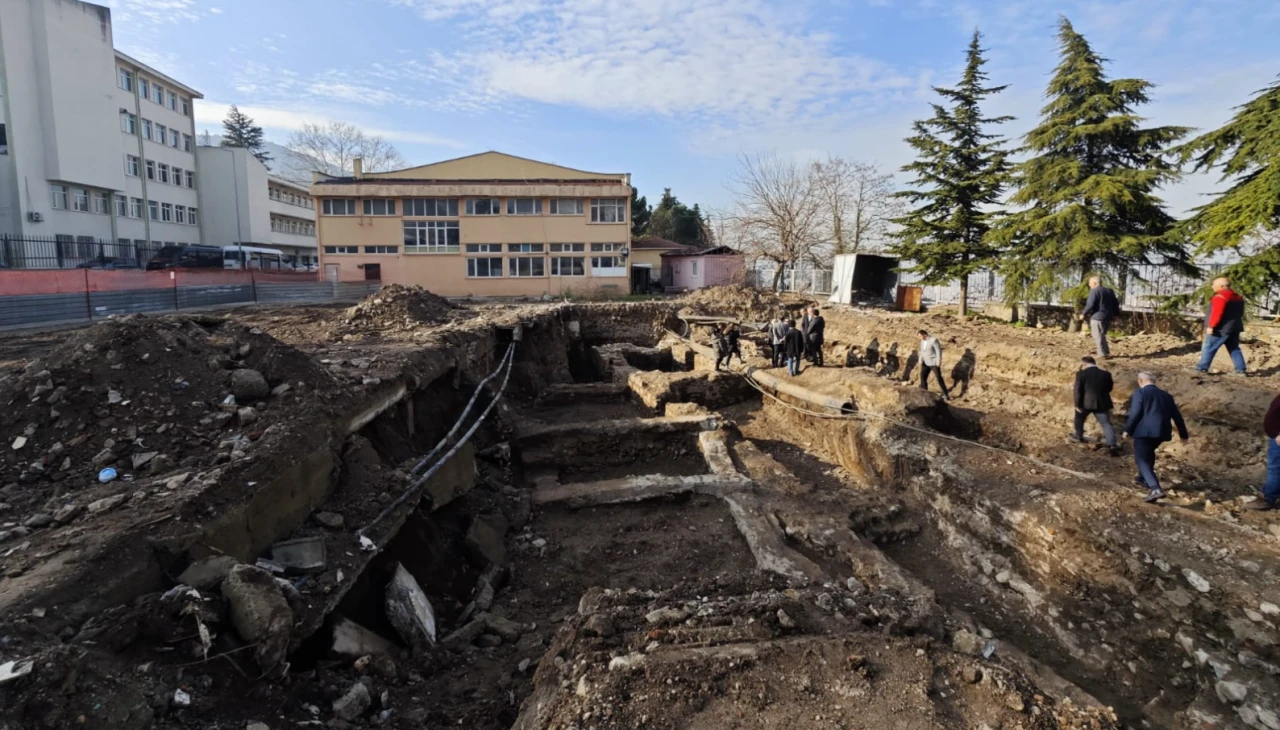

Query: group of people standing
766,307,826,376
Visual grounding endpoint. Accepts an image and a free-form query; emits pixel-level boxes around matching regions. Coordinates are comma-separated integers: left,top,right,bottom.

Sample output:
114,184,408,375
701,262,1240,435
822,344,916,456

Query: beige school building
311,152,634,297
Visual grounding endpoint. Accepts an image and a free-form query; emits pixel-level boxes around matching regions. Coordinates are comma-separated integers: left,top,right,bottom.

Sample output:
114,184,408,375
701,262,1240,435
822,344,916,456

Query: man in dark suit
1069,356,1117,454
803,306,826,366
1123,372,1189,503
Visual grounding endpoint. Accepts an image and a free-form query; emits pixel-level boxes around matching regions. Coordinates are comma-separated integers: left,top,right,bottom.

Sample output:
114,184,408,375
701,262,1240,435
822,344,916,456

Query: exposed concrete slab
537,382,629,405
723,493,825,585
697,430,738,476
331,616,395,659
515,414,720,442
422,442,476,511
628,369,756,411
731,440,808,495
533,473,751,508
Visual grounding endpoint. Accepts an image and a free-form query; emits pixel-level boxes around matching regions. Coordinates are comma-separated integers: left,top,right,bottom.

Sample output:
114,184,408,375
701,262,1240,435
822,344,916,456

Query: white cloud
194,102,467,149
104,0,211,25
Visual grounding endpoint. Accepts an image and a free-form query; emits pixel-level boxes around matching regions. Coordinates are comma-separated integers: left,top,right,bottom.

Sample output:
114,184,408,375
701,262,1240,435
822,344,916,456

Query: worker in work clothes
725,323,743,365
783,319,806,376
1123,372,1189,503
804,307,826,367
1069,355,1118,455
1080,277,1120,359
768,313,788,367
917,330,951,401
1244,392,1280,511
713,324,731,372
1196,277,1247,374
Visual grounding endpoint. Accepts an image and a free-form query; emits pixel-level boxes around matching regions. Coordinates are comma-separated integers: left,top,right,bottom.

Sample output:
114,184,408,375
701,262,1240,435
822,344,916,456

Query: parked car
145,245,224,270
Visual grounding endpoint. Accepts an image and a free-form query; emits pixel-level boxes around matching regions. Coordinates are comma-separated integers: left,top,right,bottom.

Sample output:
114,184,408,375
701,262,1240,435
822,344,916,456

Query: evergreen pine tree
220,105,272,167
631,190,651,238
889,30,1013,316
1175,75,1280,299
989,17,1190,313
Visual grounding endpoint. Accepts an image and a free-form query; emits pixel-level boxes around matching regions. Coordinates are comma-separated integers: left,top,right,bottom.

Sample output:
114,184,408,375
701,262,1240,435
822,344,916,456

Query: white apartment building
0,0,202,265
195,145,318,266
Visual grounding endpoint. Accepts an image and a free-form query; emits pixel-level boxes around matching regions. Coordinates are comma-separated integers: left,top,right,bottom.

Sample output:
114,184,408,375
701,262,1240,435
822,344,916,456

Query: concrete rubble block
723,493,825,585
332,682,371,722
533,473,751,508
237,407,259,426
178,555,240,590
222,564,294,672
442,616,487,651
53,504,83,524
313,511,345,529
466,513,509,566
385,563,437,648
230,369,271,400
270,536,327,574
423,442,477,511
87,494,128,514
484,614,525,643
331,616,395,660
627,369,756,411
697,430,739,476
730,440,807,495
354,653,398,680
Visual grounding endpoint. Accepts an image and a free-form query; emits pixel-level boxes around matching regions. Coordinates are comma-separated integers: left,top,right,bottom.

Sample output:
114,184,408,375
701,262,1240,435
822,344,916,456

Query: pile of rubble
342,285,458,331
679,285,798,321
0,314,340,543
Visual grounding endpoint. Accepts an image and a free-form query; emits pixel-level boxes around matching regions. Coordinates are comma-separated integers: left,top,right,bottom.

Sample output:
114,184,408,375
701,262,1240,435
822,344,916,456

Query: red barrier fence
0,269,319,296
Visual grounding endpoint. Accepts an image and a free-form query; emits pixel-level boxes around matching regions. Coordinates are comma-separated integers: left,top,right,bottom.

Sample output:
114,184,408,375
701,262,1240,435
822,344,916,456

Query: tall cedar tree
890,31,1012,316
1175,75,1280,299
221,105,272,167
989,17,1190,312
631,190,652,238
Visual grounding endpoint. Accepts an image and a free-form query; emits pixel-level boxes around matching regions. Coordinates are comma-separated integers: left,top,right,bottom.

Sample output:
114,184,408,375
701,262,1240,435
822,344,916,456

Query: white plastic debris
173,688,191,707
0,658,34,685
359,535,376,552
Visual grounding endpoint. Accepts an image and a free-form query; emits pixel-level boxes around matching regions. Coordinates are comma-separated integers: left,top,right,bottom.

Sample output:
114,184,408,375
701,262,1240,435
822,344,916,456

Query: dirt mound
343,284,457,330
0,314,339,531
679,285,810,320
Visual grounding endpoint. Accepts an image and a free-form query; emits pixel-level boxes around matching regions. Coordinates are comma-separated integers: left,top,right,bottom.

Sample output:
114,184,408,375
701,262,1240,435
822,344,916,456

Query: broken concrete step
533,473,752,508
514,414,720,444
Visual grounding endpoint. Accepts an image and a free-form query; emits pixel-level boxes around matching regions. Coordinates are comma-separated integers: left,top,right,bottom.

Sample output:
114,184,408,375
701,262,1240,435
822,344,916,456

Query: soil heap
679,285,803,321
343,284,458,331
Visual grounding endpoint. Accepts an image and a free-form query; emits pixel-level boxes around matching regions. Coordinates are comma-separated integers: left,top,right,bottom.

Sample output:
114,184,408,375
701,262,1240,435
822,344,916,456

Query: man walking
713,324,731,372
1080,277,1120,358
769,313,789,368
1069,356,1118,455
917,330,951,401
1196,277,1247,374
1123,372,1189,503
1244,392,1280,511
783,319,806,376
726,322,743,365
804,307,826,367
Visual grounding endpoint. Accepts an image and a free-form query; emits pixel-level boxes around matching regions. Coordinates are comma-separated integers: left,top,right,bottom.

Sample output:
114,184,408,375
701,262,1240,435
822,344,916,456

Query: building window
362,199,396,216
139,78,149,99
146,160,155,180
182,134,192,152
692,261,699,276
506,197,542,216
167,91,177,111
550,243,585,252
148,200,159,220
185,170,195,188
403,221,460,253
467,258,503,278
158,163,170,184
161,202,173,222
119,68,134,91
181,97,190,116
156,123,167,144
507,243,544,253
508,257,545,277
175,205,186,225
121,112,137,134
551,257,585,276
142,119,152,141
50,184,68,209
364,246,399,254
0,123,6,154
169,129,180,147
73,189,89,212
188,208,198,226
592,255,623,270
404,198,458,217
171,166,182,186
464,244,502,253
126,154,140,176
116,195,128,217
590,198,626,223
464,198,499,216
322,199,356,216
152,84,164,104
549,198,584,216
590,243,622,252
130,198,144,218
324,246,358,254
93,191,109,215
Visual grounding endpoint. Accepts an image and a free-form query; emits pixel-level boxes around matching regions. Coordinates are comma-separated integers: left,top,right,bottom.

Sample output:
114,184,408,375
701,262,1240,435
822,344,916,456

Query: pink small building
660,246,744,291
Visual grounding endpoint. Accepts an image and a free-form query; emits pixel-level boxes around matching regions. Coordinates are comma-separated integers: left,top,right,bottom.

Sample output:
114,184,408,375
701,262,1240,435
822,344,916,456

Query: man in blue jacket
1080,276,1120,358
1124,372,1189,503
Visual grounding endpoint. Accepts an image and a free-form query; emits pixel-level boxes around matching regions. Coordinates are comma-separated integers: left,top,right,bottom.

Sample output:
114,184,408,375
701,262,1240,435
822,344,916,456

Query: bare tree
812,157,901,258
726,153,826,292
286,122,407,177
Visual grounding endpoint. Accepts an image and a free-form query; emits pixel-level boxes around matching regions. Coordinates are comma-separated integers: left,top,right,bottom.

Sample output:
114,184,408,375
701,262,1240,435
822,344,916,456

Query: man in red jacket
1195,277,1247,374
1246,393,1280,510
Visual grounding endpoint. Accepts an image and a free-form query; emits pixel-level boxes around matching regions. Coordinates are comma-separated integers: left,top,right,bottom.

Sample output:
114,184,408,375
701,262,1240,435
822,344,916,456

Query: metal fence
0,268,380,329
747,262,833,295
0,235,167,270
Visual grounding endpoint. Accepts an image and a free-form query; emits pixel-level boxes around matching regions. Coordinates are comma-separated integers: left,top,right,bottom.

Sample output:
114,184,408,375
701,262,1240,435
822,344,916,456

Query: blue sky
105,0,1279,215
